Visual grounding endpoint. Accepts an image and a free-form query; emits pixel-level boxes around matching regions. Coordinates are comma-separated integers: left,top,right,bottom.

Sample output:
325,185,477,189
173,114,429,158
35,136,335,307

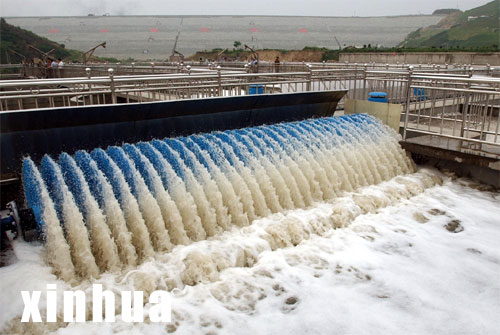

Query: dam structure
3,15,442,60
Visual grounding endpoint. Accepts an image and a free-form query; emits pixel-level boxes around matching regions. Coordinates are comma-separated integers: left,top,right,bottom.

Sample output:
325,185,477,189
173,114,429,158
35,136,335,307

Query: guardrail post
306,64,312,91
187,65,191,98
131,62,135,75
86,67,94,105
151,62,155,74
460,82,472,139
108,68,117,104
217,66,222,96
468,66,473,77
486,64,491,76
402,65,414,141
363,63,368,99
353,63,358,99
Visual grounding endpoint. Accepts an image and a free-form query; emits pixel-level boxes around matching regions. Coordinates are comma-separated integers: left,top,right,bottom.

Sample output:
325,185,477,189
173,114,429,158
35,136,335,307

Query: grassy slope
400,0,499,49
0,18,84,63
0,18,119,64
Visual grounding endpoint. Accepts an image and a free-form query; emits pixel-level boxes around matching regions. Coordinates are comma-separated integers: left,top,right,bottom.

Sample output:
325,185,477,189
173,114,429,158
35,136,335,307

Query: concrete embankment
339,52,500,65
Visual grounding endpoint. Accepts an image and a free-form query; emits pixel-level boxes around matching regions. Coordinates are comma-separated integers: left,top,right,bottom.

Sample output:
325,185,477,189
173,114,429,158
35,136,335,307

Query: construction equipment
28,45,55,61
334,36,342,50
170,18,184,62
8,50,26,63
244,44,259,62
83,42,106,64
216,48,228,62
244,45,259,72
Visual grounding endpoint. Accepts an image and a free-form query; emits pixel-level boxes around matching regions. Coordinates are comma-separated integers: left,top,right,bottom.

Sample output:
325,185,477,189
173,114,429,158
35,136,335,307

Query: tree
233,41,241,49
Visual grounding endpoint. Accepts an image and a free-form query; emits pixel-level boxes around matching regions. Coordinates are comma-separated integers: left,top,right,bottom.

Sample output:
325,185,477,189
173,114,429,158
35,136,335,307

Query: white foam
2,169,499,334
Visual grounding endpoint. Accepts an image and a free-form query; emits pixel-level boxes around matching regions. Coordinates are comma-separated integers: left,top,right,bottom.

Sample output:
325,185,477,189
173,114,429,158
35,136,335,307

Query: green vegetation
1,18,82,63
432,9,461,15
0,18,123,64
400,0,499,49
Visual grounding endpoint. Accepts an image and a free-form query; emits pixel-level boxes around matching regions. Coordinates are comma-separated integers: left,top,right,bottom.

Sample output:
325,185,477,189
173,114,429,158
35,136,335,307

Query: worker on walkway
274,56,280,73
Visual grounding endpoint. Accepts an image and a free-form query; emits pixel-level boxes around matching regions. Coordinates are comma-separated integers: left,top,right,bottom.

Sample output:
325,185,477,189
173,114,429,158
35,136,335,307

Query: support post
362,63,368,100
187,65,191,99
217,66,222,96
353,63,358,99
108,68,117,104
86,67,94,105
306,64,312,91
402,65,414,141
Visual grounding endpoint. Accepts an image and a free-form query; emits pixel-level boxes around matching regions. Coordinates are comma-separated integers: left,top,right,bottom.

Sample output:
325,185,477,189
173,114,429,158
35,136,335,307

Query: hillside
432,8,461,15
0,18,116,64
399,0,499,49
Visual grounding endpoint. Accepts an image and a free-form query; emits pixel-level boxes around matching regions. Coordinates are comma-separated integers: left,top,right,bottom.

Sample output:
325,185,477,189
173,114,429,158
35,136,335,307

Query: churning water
6,113,500,334
23,114,414,283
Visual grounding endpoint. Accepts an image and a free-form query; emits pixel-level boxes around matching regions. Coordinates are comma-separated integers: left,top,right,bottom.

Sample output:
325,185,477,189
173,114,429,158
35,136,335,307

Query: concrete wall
339,52,500,65
344,99,401,132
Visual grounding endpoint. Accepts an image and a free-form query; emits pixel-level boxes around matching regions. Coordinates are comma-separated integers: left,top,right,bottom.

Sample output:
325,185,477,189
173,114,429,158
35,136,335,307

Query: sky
0,0,492,17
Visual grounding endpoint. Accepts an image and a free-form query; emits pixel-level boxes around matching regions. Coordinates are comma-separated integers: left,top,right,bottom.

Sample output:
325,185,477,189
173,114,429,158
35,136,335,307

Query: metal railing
2,63,500,159
402,73,500,157
1,65,498,111
2,61,498,80
0,70,302,110
1,67,360,110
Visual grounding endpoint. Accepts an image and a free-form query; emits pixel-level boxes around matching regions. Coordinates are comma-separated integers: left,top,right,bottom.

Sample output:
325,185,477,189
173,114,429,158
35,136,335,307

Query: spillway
22,114,414,282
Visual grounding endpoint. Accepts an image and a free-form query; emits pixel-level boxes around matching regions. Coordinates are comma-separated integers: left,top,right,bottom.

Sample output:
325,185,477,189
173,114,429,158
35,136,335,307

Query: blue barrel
249,84,264,95
368,92,388,103
413,88,426,101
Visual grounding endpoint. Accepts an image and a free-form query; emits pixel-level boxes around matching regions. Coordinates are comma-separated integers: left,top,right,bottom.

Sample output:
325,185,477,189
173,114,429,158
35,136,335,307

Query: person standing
45,58,53,78
251,58,259,73
274,56,280,73
50,58,58,77
57,58,64,77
